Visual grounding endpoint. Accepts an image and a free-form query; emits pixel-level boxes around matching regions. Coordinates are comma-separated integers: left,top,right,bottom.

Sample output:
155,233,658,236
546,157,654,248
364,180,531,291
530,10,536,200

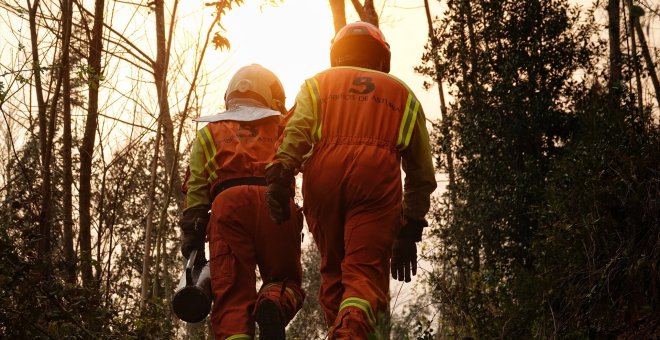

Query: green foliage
389,290,437,340
77,64,105,90
539,87,660,336
419,0,659,338
1,140,115,339
0,134,181,338
287,241,327,339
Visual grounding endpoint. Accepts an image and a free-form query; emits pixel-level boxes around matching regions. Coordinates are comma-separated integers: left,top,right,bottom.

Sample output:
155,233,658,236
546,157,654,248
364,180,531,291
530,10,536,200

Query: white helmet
225,64,285,111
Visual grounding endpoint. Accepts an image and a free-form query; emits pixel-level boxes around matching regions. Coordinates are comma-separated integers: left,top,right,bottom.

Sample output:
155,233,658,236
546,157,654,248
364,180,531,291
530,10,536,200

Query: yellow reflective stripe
396,94,420,150
285,287,297,306
196,128,214,161
260,283,298,306
306,78,322,142
339,297,376,325
197,126,220,182
261,283,278,291
225,334,252,340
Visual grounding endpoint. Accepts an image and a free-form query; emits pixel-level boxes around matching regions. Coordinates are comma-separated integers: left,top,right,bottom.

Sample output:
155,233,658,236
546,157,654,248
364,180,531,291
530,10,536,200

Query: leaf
212,33,230,51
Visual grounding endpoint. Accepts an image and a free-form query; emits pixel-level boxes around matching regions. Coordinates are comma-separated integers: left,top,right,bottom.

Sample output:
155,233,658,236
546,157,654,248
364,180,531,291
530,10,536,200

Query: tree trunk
140,0,184,309
461,0,481,278
152,215,163,300
95,157,107,285
140,121,162,309
329,0,346,33
424,0,456,207
80,0,105,287
632,10,660,110
463,0,479,95
28,0,52,265
350,0,379,27
625,0,644,115
608,0,622,92
61,0,76,284
27,0,47,167
455,1,479,336
153,0,183,211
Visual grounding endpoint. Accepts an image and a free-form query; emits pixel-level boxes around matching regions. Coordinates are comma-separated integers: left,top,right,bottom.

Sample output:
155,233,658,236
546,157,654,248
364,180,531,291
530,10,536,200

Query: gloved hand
391,217,427,282
179,206,210,260
391,239,417,282
265,163,294,224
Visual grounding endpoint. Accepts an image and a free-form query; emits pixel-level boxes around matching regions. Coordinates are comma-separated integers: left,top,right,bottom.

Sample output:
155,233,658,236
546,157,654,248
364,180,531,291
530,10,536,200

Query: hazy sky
197,0,444,121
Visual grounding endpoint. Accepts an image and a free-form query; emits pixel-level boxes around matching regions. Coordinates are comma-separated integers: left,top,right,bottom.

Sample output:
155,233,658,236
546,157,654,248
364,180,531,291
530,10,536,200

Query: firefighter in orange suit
180,64,304,340
264,22,437,339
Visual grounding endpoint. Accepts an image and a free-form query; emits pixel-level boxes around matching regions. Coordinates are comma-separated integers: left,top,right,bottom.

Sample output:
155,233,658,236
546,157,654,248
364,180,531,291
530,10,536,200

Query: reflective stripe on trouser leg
225,334,252,340
256,281,305,324
339,297,376,326
332,197,400,339
330,301,378,339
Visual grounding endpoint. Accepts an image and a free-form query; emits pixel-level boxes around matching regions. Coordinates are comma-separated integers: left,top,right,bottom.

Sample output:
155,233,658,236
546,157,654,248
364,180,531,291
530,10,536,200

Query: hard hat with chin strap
330,21,391,73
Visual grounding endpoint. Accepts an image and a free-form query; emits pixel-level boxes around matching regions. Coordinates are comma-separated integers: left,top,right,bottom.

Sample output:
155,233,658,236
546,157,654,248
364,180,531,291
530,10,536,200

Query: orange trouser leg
254,185,305,324
331,203,400,339
208,186,303,339
303,145,402,339
306,202,400,339
304,197,345,327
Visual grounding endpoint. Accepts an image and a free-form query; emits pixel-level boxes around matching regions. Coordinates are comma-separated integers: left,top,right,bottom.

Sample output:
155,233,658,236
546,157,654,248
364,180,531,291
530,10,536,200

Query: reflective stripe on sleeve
305,78,322,143
196,126,220,182
396,94,420,150
225,334,252,340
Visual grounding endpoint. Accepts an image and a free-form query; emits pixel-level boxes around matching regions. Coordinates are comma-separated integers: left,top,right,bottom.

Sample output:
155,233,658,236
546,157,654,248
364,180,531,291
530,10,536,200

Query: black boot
256,299,285,340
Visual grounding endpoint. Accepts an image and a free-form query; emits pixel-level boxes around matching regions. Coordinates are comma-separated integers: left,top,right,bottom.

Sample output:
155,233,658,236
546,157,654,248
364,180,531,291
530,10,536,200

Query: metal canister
172,249,212,323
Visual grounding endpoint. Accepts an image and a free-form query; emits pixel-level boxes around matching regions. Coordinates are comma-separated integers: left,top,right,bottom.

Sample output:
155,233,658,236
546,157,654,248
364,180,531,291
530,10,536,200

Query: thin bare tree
625,0,644,114
351,0,379,26
60,0,76,284
79,0,105,287
330,0,347,33
329,0,379,30
423,0,455,206
630,5,660,108
608,0,623,94
28,0,54,266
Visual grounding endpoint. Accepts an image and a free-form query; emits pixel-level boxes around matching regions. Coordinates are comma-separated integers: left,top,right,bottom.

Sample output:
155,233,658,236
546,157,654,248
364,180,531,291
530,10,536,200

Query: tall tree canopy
418,0,659,338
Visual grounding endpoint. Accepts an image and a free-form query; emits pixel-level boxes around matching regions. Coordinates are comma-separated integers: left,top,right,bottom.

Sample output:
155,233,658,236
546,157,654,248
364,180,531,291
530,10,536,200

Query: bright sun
202,0,335,109
179,0,439,121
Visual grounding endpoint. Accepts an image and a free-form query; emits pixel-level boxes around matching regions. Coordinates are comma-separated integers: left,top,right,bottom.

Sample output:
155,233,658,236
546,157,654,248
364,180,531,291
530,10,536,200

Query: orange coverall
185,114,304,339
272,66,437,338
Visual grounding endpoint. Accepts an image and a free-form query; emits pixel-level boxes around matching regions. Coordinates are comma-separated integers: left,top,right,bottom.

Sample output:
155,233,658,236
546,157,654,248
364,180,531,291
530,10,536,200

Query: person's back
195,116,279,185
180,64,304,340
302,65,420,182
265,22,436,339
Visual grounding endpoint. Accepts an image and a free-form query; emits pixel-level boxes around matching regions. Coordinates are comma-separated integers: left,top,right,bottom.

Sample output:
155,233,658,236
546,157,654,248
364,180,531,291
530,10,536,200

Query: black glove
265,163,294,224
179,206,210,260
396,217,427,242
391,217,427,282
391,239,417,282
